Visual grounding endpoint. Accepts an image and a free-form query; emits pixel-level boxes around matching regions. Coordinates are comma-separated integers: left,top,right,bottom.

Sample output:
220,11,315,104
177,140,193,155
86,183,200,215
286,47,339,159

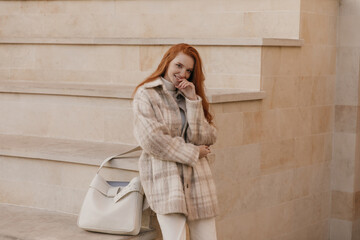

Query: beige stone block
205,74,261,89
276,220,329,240
0,178,87,214
261,139,295,174
335,105,358,133
261,109,280,141
300,45,315,76
104,108,137,145
312,76,335,106
310,191,331,223
34,45,140,72
0,69,9,80
277,108,302,139
0,156,137,189
355,132,360,192
331,190,355,220
59,70,114,84
279,47,301,76
332,133,357,192
139,46,169,72
311,105,334,134
328,15,338,46
336,74,359,106
310,161,331,194
219,191,329,239
214,144,261,186
330,219,353,240
295,136,313,167
217,175,276,222
0,97,51,136
297,77,314,106
207,47,261,75
339,0,360,16
47,103,106,141
270,0,300,11
338,15,360,47
271,76,298,108
0,93,134,142
337,47,360,77
242,111,262,144
8,69,43,81
312,46,337,76
0,45,36,69
312,134,326,163
214,112,243,148
301,0,340,16
43,14,95,38
261,47,281,77
356,191,360,219
300,13,331,45
113,71,149,85
0,1,21,14
324,133,333,162
353,218,360,240
261,107,311,139
243,12,300,39
277,167,312,203
0,15,43,37
358,107,360,132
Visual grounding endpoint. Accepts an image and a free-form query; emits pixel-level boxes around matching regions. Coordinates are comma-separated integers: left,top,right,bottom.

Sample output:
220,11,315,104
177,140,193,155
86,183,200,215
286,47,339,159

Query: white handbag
77,146,147,235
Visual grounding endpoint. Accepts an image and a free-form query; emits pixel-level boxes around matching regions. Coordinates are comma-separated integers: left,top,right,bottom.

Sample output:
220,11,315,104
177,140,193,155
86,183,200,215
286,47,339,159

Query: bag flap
90,174,143,199
113,177,143,203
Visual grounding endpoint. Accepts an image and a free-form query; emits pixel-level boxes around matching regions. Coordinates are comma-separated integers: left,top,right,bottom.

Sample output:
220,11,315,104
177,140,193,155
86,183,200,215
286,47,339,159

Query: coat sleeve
133,89,200,167
185,96,217,146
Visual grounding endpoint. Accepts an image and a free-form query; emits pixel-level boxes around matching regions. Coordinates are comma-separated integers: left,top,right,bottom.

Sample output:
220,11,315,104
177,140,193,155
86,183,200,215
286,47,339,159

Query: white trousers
156,214,217,240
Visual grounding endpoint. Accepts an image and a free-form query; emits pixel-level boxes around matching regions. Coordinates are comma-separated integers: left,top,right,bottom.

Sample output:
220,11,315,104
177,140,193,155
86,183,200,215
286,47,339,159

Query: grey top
161,77,186,135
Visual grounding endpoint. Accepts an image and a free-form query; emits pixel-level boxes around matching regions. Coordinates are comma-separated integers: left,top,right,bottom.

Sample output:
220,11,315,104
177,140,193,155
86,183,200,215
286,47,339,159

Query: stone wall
2,0,359,239
332,0,360,239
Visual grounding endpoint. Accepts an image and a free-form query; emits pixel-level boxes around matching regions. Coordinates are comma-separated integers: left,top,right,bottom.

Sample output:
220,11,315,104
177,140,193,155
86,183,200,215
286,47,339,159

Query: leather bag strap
97,146,142,173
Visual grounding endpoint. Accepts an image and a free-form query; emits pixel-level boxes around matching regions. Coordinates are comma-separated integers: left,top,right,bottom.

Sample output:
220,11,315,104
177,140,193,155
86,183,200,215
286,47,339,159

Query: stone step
0,134,141,213
0,133,214,214
0,43,263,89
0,203,158,240
0,0,300,39
0,81,266,143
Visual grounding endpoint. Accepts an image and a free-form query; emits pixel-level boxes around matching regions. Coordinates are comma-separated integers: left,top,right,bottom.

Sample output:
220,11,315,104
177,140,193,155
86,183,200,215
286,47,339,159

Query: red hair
133,43,213,124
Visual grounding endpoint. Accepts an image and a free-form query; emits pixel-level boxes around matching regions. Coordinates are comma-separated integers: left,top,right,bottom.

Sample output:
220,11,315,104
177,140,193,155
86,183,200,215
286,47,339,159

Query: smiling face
163,52,195,88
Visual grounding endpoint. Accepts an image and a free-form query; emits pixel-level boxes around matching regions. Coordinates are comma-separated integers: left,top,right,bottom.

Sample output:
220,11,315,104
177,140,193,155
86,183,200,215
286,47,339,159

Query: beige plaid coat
133,78,218,220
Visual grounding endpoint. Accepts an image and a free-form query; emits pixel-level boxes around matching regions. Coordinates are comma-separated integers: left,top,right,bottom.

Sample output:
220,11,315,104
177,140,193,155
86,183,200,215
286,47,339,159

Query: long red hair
133,43,213,124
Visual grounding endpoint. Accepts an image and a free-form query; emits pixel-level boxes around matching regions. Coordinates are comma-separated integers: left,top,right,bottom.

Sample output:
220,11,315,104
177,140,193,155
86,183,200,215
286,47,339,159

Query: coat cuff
185,95,202,110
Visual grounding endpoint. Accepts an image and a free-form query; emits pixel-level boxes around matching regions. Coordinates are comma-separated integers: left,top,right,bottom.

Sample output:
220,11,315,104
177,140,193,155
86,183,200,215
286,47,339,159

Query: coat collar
143,77,186,98
143,78,164,89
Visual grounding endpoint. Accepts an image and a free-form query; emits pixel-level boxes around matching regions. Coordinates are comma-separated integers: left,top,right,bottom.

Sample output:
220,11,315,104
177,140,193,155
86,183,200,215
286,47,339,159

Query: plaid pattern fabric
133,78,218,220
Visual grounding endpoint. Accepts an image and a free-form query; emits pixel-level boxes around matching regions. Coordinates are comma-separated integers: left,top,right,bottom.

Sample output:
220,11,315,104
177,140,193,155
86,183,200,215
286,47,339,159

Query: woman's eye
187,70,192,74
176,64,182,68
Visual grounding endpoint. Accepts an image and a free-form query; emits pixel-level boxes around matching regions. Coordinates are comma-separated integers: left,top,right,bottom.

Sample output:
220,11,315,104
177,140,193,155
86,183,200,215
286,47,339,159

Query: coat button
186,184,189,188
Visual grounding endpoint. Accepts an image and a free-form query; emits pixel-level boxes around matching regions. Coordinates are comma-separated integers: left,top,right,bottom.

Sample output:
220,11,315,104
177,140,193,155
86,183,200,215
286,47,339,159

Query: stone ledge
0,203,157,240
0,134,140,171
0,81,266,103
0,37,304,47
0,134,215,170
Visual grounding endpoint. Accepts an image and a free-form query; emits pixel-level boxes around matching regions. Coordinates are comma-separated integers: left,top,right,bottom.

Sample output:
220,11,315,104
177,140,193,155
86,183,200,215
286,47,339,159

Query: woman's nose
179,69,186,78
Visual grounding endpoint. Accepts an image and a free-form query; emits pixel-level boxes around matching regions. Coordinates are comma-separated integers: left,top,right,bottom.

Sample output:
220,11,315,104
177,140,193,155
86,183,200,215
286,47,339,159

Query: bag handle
97,146,142,173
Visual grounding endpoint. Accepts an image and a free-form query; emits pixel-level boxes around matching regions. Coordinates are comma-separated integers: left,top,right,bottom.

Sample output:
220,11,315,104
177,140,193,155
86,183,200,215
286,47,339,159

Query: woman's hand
176,78,197,100
198,145,211,159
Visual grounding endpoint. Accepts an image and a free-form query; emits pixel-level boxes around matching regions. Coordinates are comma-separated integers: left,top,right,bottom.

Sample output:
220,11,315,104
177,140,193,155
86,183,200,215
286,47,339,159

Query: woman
133,43,218,240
